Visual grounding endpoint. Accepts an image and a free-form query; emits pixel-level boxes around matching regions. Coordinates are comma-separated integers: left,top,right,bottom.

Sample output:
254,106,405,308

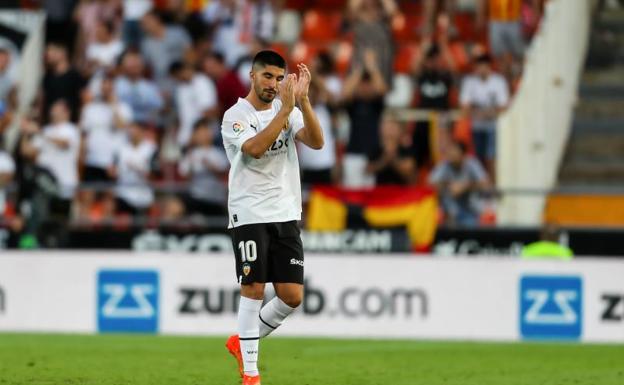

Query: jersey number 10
238,240,258,262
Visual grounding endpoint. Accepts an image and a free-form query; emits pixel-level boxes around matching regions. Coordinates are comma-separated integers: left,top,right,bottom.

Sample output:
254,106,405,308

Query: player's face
252,65,285,103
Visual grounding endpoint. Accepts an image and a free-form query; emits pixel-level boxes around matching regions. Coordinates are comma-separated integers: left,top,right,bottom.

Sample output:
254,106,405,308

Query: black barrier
1,225,622,256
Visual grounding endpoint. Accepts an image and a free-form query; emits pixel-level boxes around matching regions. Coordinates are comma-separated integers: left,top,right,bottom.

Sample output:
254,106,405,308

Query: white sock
259,297,297,338
238,296,263,376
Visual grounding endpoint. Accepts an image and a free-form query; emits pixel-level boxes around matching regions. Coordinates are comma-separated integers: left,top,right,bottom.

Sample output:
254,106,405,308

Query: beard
255,84,276,103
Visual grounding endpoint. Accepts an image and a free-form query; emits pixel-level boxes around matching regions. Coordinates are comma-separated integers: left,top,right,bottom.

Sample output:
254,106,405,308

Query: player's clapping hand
294,63,311,103
279,73,297,112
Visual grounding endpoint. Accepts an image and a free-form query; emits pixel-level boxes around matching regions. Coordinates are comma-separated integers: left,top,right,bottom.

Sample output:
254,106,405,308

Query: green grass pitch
0,334,623,385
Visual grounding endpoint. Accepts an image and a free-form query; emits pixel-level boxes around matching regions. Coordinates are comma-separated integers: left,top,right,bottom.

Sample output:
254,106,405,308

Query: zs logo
97,270,159,333
520,276,582,340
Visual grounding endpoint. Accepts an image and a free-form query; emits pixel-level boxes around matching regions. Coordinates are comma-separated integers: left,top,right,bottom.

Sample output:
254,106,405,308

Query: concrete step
565,134,624,160
574,99,624,119
572,118,624,133
579,83,624,99
559,159,624,184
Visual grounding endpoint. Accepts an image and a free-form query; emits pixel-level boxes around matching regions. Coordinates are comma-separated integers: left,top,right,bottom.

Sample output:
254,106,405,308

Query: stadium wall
1,253,623,343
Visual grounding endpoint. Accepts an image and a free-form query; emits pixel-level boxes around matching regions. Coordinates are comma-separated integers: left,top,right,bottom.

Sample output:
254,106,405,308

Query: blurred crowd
0,0,544,247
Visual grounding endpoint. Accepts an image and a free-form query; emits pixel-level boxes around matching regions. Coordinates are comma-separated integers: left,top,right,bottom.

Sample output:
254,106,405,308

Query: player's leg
259,221,304,338
258,283,302,338
227,223,270,380
238,282,265,377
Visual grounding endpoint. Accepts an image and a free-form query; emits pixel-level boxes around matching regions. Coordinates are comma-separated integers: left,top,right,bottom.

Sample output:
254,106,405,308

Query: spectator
200,51,247,120
44,0,79,52
85,19,125,73
297,79,336,185
366,117,415,185
177,118,229,216
0,138,15,217
74,0,121,62
460,54,509,176
428,140,490,227
112,122,157,216
42,42,86,123
521,224,574,260
347,0,397,86
122,0,153,49
114,50,164,126
32,100,81,216
411,34,457,166
170,62,219,148
340,49,388,188
140,10,192,86
81,74,132,183
310,51,343,106
477,0,540,78
202,0,276,68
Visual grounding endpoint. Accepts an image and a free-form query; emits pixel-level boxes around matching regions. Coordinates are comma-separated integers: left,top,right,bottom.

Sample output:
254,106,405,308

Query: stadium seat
454,12,478,42
449,42,471,72
392,13,422,42
313,0,347,10
394,42,420,74
284,0,308,11
301,10,343,44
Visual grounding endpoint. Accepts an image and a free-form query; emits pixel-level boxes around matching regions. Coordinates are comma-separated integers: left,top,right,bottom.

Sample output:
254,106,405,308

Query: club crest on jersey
232,122,244,134
242,263,251,276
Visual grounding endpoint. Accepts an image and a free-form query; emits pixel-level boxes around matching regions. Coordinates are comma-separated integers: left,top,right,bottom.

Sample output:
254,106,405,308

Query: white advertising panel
0,253,623,342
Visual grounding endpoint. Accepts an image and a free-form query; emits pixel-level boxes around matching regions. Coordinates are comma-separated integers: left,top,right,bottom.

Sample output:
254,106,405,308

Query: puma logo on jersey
250,124,257,132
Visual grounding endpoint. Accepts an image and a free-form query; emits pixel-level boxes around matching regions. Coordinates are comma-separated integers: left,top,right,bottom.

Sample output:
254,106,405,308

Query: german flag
307,186,438,252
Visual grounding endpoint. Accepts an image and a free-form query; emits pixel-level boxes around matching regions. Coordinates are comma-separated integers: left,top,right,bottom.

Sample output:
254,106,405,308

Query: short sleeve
459,77,472,106
467,157,488,182
428,163,449,185
195,75,217,110
0,152,15,174
494,76,510,107
221,109,256,152
289,106,305,138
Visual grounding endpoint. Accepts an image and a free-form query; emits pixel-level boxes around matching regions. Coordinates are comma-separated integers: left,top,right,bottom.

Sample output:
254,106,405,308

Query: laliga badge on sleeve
232,122,244,134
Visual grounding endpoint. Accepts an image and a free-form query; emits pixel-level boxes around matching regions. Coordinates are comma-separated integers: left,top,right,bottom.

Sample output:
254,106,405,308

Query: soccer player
222,50,323,385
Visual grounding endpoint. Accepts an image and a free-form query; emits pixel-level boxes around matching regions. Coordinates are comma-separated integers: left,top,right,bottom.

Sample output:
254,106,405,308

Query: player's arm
293,64,324,150
241,74,297,159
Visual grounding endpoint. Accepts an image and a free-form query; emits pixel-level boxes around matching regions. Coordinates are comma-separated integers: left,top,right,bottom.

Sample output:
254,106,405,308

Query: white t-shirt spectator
115,139,156,209
86,39,125,68
81,100,133,170
176,74,218,146
123,0,153,21
0,150,15,214
460,73,509,129
34,122,81,199
297,104,335,171
179,146,229,203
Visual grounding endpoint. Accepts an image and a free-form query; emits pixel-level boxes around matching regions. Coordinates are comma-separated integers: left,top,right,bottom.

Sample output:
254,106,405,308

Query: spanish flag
307,186,438,252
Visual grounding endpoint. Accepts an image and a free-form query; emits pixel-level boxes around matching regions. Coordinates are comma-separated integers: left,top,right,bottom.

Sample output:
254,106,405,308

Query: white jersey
222,97,305,228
